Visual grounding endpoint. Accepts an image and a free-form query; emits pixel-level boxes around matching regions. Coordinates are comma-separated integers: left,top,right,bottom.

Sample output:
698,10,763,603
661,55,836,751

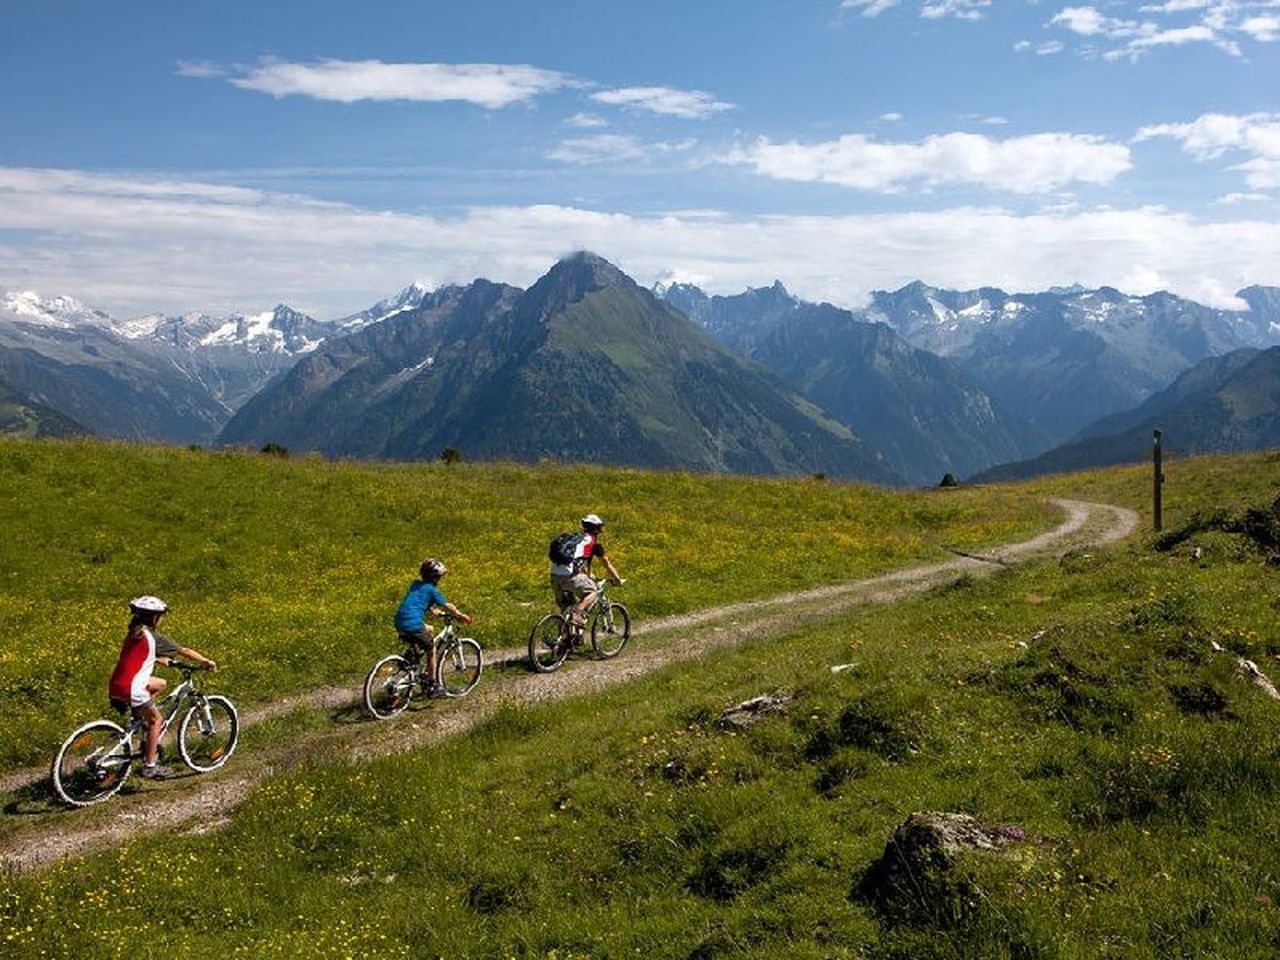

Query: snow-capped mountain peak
1,289,112,329
337,281,432,329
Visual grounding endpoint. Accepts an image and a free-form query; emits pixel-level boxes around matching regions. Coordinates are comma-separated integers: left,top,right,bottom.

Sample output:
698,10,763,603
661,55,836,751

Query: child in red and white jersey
108,596,216,780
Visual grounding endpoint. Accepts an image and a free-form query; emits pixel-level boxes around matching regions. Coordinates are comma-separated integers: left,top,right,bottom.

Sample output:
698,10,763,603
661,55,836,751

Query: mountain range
0,285,425,441
971,346,1280,482
661,281,1043,485
221,254,900,483
5,258,1280,485
860,282,1278,446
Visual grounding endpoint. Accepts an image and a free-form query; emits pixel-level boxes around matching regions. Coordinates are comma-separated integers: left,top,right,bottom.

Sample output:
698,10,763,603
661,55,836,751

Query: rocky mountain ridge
221,253,901,483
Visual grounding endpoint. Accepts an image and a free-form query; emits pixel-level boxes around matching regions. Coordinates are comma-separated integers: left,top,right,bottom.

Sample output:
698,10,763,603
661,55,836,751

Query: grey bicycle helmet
420,558,447,579
129,595,168,614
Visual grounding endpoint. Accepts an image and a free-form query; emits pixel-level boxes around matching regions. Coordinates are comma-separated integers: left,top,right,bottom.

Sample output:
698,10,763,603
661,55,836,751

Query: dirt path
0,498,1139,872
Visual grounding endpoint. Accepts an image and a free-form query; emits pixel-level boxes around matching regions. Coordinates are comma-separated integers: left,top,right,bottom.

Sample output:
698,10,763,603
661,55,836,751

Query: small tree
440,446,463,465
938,473,958,488
260,442,289,458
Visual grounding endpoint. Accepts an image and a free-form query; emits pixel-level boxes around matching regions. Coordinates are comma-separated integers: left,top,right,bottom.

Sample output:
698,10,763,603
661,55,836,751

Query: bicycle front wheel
529,614,571,673
364,654,416,719
52,720,132,807
178,695,239,772
437,638,483,697
591,602,631,659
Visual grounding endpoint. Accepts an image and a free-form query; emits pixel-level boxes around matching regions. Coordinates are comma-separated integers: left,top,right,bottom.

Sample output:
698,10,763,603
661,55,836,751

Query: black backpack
548,532,583,565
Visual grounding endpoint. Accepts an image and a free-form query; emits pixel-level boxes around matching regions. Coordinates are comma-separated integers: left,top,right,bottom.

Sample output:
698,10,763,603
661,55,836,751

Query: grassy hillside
0,437,1050,769
1,448,1278,957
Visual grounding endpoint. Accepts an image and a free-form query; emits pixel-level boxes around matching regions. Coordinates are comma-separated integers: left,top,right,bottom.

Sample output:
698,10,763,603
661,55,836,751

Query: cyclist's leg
422,626,439,685
134,690,164,766
400,627,436,686
569,573,597,625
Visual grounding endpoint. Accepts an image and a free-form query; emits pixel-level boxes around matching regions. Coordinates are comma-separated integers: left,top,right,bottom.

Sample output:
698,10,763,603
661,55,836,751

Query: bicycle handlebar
170,659,214,673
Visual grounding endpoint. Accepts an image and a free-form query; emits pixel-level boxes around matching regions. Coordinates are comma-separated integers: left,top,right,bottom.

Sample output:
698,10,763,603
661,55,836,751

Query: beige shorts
550,572,596,607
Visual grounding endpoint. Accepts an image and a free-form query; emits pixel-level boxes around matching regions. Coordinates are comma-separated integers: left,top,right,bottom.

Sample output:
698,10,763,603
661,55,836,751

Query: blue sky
1,0,1277,317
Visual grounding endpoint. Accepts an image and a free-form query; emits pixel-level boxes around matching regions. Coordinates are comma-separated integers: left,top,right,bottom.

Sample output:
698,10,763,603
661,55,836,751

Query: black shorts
398,627,433,648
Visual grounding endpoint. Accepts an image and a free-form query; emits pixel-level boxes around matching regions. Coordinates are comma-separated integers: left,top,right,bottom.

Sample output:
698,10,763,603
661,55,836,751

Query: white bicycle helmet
129,595,168,614
581,513,604,529
420,558,447,579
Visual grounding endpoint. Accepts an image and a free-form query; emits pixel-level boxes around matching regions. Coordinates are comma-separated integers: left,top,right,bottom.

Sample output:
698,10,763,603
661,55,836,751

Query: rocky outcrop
856,811,1028,924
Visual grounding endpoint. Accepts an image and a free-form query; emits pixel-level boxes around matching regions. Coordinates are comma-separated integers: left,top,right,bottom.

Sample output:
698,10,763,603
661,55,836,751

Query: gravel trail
0,498,1139,872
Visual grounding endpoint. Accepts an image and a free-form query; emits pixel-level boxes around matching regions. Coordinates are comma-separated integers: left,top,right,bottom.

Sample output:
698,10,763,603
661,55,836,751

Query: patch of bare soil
0,498,1138,872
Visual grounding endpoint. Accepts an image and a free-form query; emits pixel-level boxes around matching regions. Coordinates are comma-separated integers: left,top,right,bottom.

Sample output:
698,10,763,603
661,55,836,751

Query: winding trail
0,498,1139,872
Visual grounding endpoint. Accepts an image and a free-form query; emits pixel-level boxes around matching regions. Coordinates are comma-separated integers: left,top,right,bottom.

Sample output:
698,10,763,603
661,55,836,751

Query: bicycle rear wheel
437,638,483,697
364,654,416,719
52,720,132,807
591,602,631,659
529,614,572,673
178,695,239,772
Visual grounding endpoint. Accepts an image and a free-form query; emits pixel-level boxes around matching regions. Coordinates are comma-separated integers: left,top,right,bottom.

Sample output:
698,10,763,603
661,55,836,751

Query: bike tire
437,637,483,697
529,613,572,673
51,719,132,807
178,695,239,772
364,654,416,719
591,602,631,659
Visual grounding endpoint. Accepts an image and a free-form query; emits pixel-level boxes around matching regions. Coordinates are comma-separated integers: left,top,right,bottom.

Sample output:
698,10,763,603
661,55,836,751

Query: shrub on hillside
805,690,926,764
1155,495,1280,562
997,628,1139,734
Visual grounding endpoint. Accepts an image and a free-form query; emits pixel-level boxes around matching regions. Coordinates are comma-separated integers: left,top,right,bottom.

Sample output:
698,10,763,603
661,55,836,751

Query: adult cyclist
549,513,623,629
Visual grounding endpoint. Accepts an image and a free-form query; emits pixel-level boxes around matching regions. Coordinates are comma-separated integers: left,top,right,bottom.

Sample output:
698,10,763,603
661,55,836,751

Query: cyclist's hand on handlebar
204,660,217,672
610,576,626,586
459,613,474,625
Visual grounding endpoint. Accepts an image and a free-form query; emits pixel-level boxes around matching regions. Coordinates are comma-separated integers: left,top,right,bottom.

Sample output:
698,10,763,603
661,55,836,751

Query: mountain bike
51,661,238,807
363,614,483,719
529,578,630,673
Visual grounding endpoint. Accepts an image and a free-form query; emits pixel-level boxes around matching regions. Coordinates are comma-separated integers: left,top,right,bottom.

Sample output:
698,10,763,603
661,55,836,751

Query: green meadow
0,438,1049,769
2,439,1279,958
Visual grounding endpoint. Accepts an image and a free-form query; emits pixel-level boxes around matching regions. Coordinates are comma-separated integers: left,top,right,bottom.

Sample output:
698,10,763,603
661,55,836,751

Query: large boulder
855,811,1027,924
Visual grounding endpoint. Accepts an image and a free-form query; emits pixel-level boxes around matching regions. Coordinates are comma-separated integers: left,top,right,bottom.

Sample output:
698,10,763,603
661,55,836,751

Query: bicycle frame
400,619,459,662
121,666,205,752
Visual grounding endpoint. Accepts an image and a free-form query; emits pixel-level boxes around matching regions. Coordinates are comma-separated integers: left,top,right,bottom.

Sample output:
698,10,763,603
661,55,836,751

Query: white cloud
879,112,904,122
189,58,576,108
4,167,1273,316
1139,0,1213,12
1240,14,1280,40
841,0,903,17
174,60,226,80
1037,39,1066,53
1014,39,1033,50
548,135,647,164
724,131,1132,194
589,86,735,119
1051,6,1137,36
1107,23,1240,59
1137,112,1280,189
1217,192,1272,204
565,112,608,129
1049,1,1272,59
547,135,697,165
921,0,992,19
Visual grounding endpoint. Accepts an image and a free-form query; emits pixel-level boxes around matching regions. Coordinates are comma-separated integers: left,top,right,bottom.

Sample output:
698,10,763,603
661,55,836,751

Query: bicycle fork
192,697,216,737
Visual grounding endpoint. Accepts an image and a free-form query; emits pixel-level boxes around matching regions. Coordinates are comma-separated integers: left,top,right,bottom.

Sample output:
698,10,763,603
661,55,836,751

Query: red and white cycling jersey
549,532,607,578
108,627,178,707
